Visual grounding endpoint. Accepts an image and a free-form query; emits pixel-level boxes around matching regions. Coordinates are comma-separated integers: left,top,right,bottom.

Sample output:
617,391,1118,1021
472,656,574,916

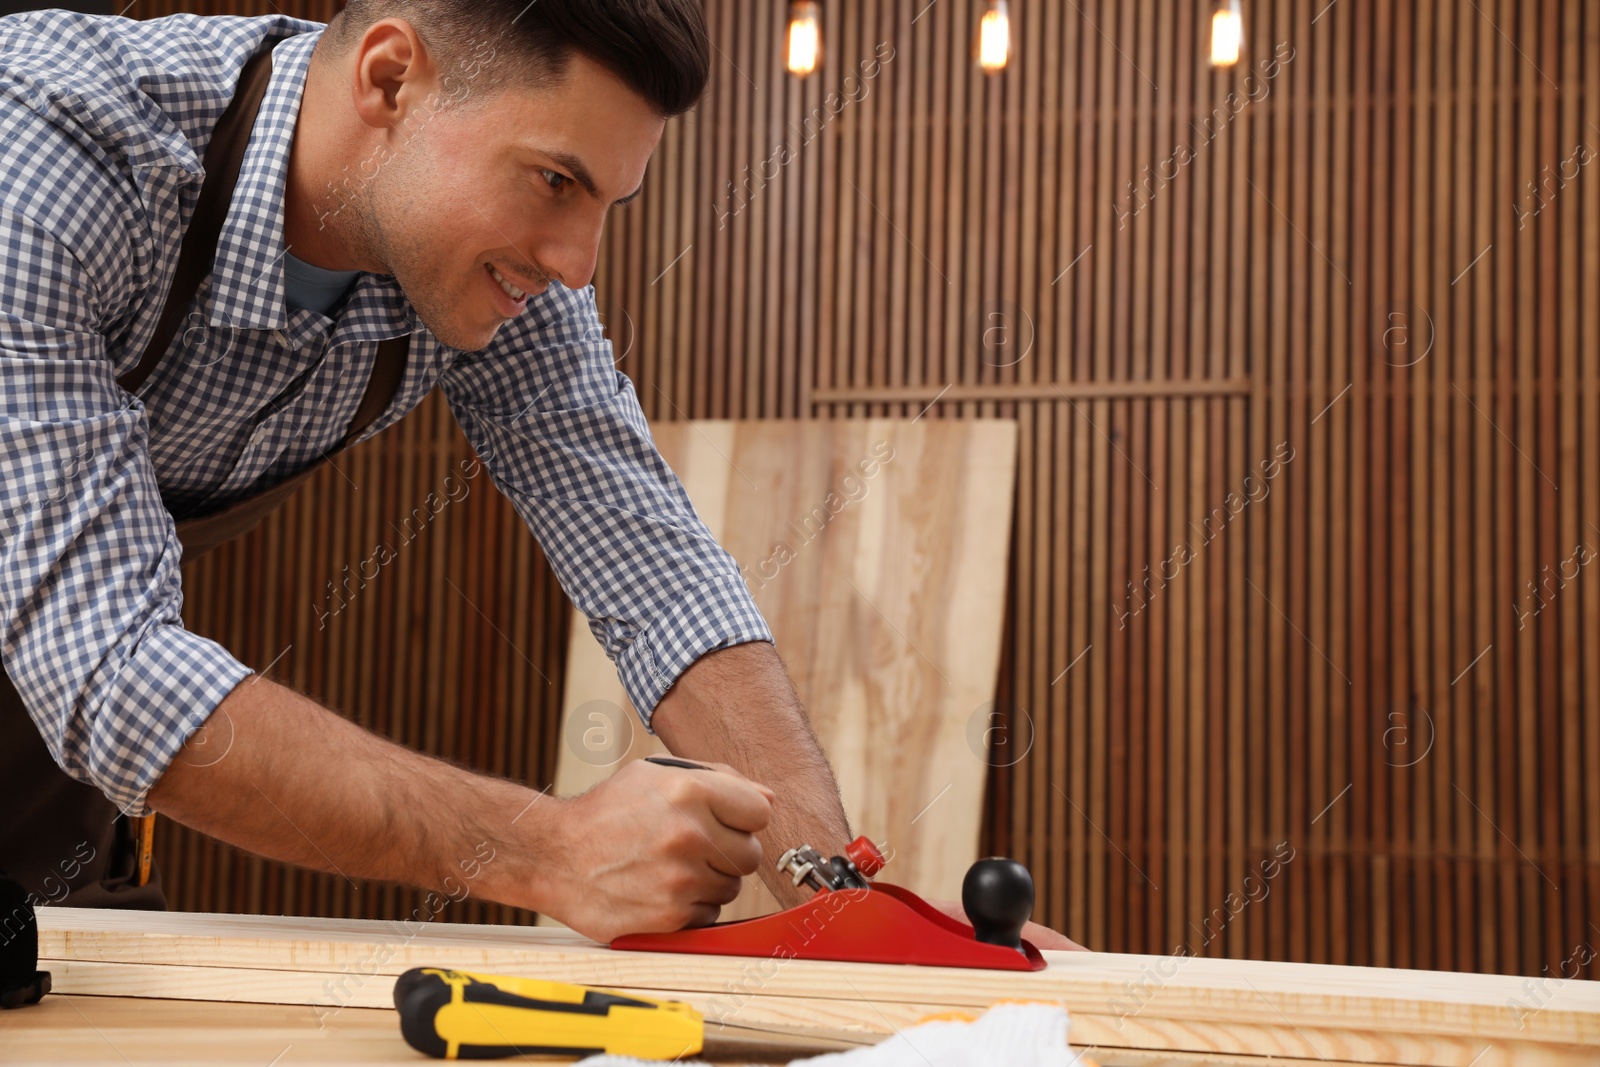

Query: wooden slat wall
134,0,1599,978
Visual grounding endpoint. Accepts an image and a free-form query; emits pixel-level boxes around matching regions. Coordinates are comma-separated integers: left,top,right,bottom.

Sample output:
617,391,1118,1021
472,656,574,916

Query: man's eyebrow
537,148,645,206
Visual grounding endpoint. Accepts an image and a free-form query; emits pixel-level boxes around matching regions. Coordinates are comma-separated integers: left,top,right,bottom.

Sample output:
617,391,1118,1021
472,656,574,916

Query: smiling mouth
488,262,533,301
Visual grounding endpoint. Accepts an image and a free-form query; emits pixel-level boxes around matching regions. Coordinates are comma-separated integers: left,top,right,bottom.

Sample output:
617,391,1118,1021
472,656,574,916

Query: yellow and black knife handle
394,967,705,1060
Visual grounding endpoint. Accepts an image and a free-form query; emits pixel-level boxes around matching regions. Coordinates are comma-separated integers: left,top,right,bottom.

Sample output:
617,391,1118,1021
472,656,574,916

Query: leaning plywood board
551,419,1019,921
35,909,1600,1066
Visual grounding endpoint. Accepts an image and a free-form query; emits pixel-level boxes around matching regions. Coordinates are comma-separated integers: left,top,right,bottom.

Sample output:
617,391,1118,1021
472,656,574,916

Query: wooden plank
1038,0,1070,943
1500,0,1534,980
757,0,781,420
1421,0,1447,976
33,909,1600,1066
11,993,1582,1067
1386,0,1414,975
0,994,809,1066
814,380,1251,403
1582,0,1600,978
1307,0,1338,971
779,4,803,419
1550,0,1577,973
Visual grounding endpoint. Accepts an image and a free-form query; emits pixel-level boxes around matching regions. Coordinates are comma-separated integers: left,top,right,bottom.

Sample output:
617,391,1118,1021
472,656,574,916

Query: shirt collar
208,30,415,338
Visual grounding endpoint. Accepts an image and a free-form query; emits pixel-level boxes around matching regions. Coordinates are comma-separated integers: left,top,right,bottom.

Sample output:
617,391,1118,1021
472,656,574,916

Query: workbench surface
8,907,1597,1066
0,994,1407,1066
0,994,802,1065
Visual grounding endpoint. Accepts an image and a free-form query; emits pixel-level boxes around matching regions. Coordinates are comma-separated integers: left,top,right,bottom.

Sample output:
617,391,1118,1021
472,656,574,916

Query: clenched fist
538,758,774,942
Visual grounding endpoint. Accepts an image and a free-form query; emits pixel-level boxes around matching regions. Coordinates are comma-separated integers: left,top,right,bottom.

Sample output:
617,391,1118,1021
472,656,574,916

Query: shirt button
272,329,290,347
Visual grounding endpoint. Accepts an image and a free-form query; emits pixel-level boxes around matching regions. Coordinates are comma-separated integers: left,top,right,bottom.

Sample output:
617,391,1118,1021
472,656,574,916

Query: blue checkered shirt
0,11,772,815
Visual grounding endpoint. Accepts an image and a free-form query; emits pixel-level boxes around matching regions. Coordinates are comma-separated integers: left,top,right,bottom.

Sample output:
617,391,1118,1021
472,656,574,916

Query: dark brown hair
328,0,711,118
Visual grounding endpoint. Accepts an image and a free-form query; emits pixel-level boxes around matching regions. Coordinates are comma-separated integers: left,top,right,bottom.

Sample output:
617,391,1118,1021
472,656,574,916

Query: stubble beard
355,160,501,354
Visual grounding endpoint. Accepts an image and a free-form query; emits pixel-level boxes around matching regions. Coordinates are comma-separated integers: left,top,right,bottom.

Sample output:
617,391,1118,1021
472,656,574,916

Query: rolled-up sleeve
1,158,251,817
438,284,772,722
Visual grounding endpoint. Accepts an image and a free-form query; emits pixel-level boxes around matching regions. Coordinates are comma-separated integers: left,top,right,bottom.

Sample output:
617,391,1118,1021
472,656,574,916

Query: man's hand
650,641,854,910
539,759,773,941
649,643,1082,948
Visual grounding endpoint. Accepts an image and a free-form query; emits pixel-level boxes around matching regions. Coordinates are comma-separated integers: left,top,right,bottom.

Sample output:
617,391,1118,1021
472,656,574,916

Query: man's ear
348,17,439,132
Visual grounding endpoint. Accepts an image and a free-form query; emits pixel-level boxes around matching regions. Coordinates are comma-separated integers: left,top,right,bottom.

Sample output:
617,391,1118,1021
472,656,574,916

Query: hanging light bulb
787,1,821,77
1210,0,1243,67
977,0,1011,73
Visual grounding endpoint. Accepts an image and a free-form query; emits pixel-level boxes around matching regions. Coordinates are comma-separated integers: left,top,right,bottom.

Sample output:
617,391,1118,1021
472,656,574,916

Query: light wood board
0,995,1378,1066
29,908,1600,1065
0,995,810,1065
551,419,1020,921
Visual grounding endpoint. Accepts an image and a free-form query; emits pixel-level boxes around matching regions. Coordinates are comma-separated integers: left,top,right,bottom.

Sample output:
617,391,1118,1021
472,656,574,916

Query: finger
641,773,762,876
696,823,763,878
695,868,744,907
682,902,722,929
643,767,768,852
695,772,774,835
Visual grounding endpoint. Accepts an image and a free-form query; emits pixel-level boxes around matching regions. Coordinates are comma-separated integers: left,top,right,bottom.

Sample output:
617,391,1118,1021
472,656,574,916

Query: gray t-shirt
282,248,360,315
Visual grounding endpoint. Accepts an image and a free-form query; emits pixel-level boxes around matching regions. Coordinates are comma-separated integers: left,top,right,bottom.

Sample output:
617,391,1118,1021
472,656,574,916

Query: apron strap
118,42,280,396
112,35,413,562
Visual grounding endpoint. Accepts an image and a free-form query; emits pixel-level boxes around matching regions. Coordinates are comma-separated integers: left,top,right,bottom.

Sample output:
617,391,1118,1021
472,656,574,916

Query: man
0,0,1073,948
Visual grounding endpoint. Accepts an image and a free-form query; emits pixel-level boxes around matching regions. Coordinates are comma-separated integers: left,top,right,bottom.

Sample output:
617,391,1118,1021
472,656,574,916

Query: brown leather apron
0,39,412,909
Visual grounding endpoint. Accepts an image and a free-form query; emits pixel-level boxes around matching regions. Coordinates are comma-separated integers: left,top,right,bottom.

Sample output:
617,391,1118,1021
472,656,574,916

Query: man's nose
536,211,605,292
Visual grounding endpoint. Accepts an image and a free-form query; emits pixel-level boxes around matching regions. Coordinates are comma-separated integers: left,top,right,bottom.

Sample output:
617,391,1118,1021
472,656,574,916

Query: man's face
349,35,664,352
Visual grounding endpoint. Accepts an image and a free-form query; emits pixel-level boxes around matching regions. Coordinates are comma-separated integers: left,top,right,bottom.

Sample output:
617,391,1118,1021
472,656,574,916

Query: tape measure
394,967,704,1060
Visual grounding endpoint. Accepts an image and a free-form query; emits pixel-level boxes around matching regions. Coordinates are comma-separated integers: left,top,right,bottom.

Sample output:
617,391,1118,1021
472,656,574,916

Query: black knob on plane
961,856,1034,951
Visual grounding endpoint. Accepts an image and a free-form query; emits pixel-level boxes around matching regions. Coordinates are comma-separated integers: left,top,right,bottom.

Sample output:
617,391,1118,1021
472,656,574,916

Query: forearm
649,640,852,908
147,674,556,912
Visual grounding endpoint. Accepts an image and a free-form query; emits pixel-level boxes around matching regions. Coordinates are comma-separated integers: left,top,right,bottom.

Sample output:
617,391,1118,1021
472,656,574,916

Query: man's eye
541,169,569,190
